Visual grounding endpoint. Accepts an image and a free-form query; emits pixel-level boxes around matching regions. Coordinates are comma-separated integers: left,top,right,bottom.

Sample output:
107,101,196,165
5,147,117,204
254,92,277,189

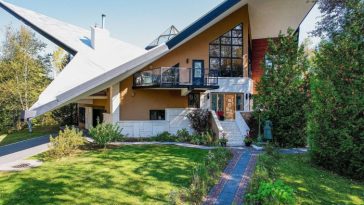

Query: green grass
0,145,208,205
253,154,364,204
0,126,58,146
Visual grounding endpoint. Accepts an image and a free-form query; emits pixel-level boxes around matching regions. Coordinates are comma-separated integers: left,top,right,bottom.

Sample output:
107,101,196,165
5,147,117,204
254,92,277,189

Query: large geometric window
209,24,243,77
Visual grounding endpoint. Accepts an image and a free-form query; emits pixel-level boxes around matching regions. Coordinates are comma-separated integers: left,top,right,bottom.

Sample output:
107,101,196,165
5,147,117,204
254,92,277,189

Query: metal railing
133,67,218,88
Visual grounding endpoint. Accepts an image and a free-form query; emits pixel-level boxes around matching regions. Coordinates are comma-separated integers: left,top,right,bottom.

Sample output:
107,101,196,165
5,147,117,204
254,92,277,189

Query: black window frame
209,23,244,77
150,110,166,121
188,93,200,108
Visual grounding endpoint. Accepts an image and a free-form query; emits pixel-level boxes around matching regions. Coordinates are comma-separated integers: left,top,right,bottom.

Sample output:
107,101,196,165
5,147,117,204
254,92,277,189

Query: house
0,0,314,146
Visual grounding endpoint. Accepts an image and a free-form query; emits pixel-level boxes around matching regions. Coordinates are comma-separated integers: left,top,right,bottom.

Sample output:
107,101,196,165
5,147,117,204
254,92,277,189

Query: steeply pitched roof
0,0,315,118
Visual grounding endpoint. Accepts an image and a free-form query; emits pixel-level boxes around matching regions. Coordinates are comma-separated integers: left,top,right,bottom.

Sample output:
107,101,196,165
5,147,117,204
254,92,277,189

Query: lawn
0,126,58,146
252,154,364,205
0,145,208,205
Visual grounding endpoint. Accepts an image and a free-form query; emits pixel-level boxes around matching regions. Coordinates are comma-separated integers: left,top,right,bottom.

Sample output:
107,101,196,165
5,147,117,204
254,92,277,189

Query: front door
224,94,235,120
192,60,204,86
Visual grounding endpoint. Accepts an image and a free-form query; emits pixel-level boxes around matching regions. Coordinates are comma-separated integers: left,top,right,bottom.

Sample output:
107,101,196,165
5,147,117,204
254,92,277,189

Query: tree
0,26,50,131
51,47,69,77
253,29,310,147
308,0,364,179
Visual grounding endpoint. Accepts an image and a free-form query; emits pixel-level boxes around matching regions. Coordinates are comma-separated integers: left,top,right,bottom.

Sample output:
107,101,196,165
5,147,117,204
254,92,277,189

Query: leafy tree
254,29,310,147
308,0,364,179
51,47,69,77
0,26,50,131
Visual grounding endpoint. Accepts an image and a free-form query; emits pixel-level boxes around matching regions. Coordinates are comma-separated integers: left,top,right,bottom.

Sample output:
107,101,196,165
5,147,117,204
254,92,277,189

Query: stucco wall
142,5,250,76
118,5,251,121
120,77,190,120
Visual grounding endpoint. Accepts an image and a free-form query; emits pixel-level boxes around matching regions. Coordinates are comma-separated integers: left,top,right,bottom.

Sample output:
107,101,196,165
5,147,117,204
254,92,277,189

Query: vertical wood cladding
252,38,269,94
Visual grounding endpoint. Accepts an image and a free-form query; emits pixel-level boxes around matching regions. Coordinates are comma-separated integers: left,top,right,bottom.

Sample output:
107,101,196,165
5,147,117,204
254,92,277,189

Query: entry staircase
211,111,250,147
220,121,244,146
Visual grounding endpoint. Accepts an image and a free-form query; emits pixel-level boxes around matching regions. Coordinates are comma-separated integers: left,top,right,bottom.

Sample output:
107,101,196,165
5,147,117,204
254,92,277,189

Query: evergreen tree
308,0,364,179
254,29,310,147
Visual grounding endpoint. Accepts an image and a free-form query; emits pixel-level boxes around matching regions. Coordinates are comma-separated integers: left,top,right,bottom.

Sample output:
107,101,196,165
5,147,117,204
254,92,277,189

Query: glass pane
210,58,220,70
221,59,232,77
211,94,218,111
232,30,242,38
221,37,231,44
232,38,242,45
232,59,243,76
234,24,242,30
218,94,224,112
221,46,232,57
223,31,231,37
232,46,243,57
209,45,220,57
211,38,220,45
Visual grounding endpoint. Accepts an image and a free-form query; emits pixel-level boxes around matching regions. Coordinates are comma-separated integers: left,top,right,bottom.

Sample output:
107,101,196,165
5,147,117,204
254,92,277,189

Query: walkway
204,148,258,205
0,136,51,165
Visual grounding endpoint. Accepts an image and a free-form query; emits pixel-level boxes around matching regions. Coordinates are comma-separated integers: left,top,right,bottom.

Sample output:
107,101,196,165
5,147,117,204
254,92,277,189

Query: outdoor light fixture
186,58,189,64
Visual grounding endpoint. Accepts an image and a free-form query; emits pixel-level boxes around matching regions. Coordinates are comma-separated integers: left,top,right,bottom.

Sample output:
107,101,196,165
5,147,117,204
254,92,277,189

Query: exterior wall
118,5,251,121
140,5,250,77
118,108,194,137
120,77,189,120
252,38,269,94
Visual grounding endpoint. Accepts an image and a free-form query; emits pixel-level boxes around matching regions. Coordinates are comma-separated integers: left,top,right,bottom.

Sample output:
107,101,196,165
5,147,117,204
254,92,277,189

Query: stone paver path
204,148,258,205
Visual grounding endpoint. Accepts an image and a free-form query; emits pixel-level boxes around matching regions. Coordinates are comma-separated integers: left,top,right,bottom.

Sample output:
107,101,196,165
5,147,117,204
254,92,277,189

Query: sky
0,0,322,53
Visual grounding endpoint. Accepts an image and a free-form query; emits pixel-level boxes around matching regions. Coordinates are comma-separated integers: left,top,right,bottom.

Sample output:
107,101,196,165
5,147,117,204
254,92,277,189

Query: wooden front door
224,94,235,120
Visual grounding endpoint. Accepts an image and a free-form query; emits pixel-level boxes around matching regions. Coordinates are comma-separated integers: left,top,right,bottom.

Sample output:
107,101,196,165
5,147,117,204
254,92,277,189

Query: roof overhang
166,0,314,50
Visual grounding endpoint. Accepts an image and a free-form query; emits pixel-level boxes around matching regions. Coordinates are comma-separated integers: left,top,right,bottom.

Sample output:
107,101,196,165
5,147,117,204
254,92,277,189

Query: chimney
102,14,106,29
91,14,109,49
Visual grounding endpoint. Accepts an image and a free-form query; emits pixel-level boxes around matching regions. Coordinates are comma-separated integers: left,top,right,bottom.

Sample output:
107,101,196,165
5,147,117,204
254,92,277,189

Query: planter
218,116,225,121
220,141,227,147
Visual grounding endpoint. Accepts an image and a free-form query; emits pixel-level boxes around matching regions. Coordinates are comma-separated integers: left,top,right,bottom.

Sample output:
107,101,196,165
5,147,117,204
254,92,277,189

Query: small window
150,110,165,120
236,94,245,111
79,107,85,123
188,93,200,108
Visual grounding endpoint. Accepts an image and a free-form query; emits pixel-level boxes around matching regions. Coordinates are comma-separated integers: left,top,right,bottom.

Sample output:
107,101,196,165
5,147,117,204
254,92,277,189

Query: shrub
89,123,123,148
47,126,85,159
176,129,191,142
187,109,210,134
153,132,178,142
172,148,232,204
246,180,295,205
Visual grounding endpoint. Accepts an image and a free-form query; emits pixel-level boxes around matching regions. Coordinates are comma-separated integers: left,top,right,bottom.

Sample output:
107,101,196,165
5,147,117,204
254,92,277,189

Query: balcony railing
133,67,219,89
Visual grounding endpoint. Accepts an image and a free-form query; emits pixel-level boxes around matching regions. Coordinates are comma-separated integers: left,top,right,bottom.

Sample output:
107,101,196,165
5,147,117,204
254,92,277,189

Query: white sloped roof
0,0,162,117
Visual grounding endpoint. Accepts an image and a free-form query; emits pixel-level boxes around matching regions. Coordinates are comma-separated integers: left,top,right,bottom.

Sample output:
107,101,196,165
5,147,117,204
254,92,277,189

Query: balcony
133,67,219,90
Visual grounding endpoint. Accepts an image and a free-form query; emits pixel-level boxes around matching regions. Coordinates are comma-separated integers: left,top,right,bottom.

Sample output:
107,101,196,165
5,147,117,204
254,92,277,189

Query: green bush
153,131,178,142
176,129,191,142
171,148,232,204
187,109,210,134
48,126,85,159
246,180,295,205
89,123,123,148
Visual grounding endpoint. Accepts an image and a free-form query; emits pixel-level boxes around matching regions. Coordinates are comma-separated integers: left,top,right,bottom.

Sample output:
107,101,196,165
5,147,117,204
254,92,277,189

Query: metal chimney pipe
101,14,106,29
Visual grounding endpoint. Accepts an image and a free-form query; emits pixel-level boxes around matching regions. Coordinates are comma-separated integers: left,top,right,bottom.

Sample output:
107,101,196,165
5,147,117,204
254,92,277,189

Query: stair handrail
235,111,250,138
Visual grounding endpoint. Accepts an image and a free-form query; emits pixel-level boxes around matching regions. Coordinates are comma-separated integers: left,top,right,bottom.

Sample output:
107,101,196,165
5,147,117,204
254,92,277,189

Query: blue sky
0,0,321,52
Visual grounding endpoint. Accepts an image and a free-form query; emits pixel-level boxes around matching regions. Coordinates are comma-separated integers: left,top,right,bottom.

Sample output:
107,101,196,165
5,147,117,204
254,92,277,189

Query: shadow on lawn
0,145,208,204
277,155,364,204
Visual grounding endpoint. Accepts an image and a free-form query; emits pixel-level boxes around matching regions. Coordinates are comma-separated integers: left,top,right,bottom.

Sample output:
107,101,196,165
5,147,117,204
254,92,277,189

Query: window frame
209,23,244,77
149,110,166,121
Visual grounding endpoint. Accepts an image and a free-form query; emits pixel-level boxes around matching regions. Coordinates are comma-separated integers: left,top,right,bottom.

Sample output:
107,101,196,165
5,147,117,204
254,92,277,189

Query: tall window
209,24,243,77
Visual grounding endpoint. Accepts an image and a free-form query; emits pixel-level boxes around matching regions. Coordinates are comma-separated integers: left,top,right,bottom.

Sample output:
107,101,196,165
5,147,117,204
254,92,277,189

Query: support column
110,83,121,124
